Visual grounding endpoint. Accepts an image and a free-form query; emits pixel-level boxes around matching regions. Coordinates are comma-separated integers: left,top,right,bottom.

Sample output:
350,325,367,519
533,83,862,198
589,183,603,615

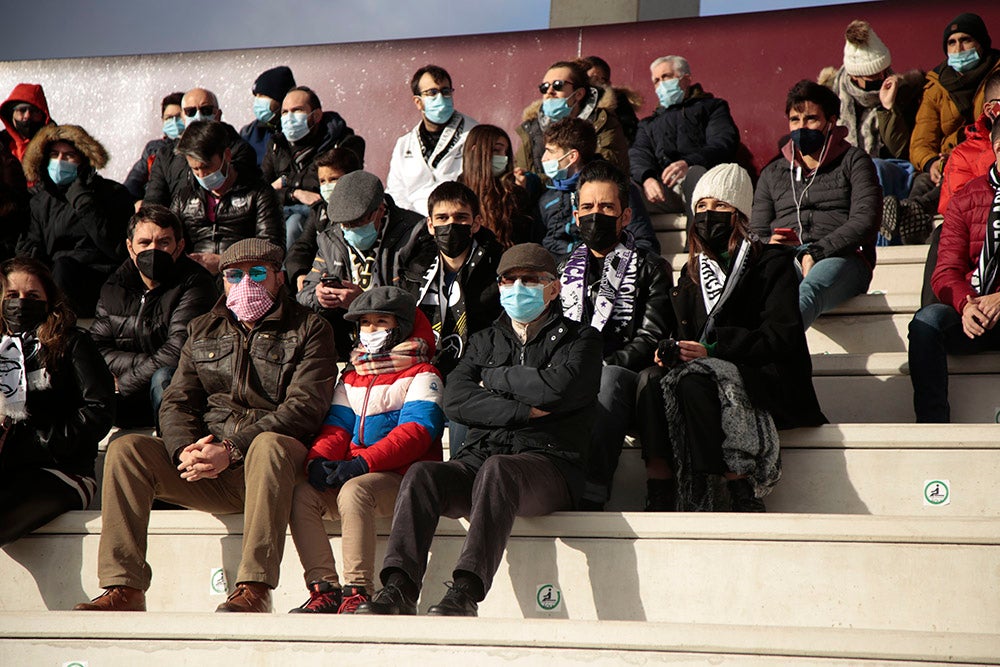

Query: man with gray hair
629,56,739,219
143,87,260,207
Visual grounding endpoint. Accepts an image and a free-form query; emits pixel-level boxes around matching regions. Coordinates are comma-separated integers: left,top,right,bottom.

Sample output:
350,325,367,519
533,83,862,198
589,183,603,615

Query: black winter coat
445,310,603,503
0,328,114,478
90,255,218,398
629,88,739,184
750,136,882,268
170,172,284,255
262,111,365,206
142,122,260,207
669,244,826,429
17,174,132,273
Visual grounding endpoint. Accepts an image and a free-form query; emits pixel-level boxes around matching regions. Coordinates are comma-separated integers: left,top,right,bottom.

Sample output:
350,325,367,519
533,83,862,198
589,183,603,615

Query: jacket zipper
358,374,377,445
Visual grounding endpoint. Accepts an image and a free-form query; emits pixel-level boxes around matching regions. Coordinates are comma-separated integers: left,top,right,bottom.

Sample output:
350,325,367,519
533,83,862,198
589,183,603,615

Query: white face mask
359,328,391,354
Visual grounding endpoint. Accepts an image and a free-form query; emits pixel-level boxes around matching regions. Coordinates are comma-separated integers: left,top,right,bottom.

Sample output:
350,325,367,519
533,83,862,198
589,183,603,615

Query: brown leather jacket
159,287,338,458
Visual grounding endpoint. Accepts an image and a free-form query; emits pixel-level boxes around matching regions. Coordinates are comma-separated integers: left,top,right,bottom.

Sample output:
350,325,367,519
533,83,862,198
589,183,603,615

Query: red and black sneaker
338,584,370,614
289,581,343,614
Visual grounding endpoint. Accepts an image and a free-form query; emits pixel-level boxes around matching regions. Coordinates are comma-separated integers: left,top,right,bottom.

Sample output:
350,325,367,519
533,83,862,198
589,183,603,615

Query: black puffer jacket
669,244,826,430
0,328,114,478
286,203,327,286
170,172,284,255
558,243,675,372
750,128,882,268
262,111,365,206
629,86,739,183
90,255,218,398
445,309,603,504
143,121,260,207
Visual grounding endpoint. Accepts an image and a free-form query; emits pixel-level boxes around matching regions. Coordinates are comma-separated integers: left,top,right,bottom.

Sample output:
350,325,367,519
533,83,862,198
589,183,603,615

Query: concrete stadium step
4,511,999,636
607,424,1000,515
2,613,996,666
811,351,1000,376
807,312,911,354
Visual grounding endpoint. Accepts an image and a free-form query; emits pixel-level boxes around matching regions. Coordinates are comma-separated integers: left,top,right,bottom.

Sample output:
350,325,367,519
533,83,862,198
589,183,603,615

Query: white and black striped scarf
698,239,752,341
560,233,639,335
972,165,1000,296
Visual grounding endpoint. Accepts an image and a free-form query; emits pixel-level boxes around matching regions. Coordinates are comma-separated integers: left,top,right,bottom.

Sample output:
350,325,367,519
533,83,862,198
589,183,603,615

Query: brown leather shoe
73,586,146,611
215,582,272,613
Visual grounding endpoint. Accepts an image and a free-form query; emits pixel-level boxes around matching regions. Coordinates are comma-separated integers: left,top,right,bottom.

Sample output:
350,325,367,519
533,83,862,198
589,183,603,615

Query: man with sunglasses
386,64,477,216
515,60,629,183
356,243,601,617
76,237,337,613
143,87,260,207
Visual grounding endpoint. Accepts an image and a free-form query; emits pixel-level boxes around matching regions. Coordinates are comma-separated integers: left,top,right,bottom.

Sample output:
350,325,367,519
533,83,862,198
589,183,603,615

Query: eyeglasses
222,266,269,284
498,274,553,287
419,87,454,98
538,80,574,95
183,105,215,118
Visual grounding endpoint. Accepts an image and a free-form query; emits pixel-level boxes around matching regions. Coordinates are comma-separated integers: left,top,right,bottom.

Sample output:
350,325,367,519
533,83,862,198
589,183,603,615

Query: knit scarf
973,165,1000,296
0,333,49,422
834,67,882,157
350,337,431,376
661,357,781,511
561,233,639,335
936,51,999,124
698,239,752,341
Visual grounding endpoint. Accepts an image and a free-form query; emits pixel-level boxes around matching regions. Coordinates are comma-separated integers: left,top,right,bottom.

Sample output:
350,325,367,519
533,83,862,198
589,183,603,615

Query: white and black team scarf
561,234,639,335
698,239,753,340
972,165,1000,296
416,241,485,365
0,333,49,422
345,206,390,290
420,112,466,169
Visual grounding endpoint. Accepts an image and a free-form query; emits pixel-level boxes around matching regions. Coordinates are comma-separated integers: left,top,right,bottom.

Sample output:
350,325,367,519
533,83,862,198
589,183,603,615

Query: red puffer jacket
938,114,995,215
932,174,998,313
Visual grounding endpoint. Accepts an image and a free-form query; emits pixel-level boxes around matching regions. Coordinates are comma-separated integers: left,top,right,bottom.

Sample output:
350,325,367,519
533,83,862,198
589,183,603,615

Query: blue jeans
582,365,638,507
798,252,872,329
150,366,176,430
874,158,917,247
908,303,1000,422
284,204,312,250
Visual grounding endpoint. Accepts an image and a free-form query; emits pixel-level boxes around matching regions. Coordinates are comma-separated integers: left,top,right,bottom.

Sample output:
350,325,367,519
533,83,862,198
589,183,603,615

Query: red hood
409,308,436,357
780,124,851,172
1,83,52,160
965,113,992,141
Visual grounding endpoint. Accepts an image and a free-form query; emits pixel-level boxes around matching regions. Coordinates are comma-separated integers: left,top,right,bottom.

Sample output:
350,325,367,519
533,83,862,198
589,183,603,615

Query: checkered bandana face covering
226,275,276,322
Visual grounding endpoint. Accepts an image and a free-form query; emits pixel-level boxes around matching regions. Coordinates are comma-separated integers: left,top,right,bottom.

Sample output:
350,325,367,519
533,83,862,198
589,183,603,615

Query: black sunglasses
183,105,215,118
538,80,574,95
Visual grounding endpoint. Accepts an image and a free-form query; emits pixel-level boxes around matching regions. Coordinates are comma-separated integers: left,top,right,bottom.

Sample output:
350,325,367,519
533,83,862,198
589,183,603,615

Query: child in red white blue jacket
288,286,444,614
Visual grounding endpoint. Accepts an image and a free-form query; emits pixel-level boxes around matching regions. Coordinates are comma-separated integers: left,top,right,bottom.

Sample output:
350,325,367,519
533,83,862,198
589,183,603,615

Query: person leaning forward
74,238,337,613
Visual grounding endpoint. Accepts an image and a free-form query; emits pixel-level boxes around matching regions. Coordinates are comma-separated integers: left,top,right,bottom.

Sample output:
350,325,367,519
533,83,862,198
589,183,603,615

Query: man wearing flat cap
355,243,602,617
297,169,434,358
76,238,338,614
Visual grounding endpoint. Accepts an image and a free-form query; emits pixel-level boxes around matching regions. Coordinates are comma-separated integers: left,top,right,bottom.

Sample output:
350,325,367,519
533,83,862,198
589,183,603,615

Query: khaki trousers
288,471,402,591
97,432,306,590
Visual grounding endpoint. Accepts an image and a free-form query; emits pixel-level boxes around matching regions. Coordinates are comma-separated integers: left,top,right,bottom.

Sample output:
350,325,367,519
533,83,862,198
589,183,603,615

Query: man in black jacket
263,85,365,249
558,161,675,509
91,205,218,428
142,87,260,207
355,243,602,617
629,56,739,219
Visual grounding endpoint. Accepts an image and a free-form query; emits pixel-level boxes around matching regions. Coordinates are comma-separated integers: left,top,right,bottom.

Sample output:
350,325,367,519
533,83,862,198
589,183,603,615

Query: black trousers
635,365,726,474
0,467,84,547
379,451,571,597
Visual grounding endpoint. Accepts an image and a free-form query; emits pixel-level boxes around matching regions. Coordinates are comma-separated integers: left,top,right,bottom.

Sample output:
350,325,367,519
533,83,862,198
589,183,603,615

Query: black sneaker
337,584,370,614
727,478,766,513
289,581,342,614
644,478,676,511
353,581,418,615
426,581,479,617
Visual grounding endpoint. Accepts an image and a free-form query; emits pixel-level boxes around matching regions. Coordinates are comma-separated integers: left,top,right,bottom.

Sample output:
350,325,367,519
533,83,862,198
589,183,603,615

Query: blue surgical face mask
948,47,981,73
542,151,570,181
500,280,548,323
281,111,311,143
320,181,337,203
491,155,509,176
253,96,276,124
656,78,684,108
47,159,78,186
542,97,572,120
195,158,228,191
422,94,454,125
162,117,184,140
343,221,378,251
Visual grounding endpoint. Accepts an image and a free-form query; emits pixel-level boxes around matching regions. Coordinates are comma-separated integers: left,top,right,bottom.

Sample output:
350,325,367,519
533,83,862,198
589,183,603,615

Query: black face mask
3,297,48,334
859,78,884,92
13,118,44,140
578,213,621,251
135,249,176,283
434,223,473,259
790,127,828,155
693,210,734,255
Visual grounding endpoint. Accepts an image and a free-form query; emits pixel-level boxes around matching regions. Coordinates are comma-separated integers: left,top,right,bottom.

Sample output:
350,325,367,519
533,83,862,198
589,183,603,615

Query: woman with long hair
0,257,114,546
636,164,825,513
458,124,535,248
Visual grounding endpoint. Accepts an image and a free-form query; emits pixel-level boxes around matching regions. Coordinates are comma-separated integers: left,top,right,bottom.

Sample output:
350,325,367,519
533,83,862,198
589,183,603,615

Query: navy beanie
252,66,296,102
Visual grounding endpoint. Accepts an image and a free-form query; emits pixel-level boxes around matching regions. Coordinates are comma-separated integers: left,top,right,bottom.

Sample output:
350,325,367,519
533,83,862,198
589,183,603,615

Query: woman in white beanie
635,163,825,512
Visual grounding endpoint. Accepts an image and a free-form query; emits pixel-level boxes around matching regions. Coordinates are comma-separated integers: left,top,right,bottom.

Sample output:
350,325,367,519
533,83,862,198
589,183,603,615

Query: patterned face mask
226,274,275,322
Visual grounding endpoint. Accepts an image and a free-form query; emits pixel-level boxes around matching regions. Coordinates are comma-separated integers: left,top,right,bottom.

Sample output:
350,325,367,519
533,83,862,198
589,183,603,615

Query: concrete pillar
549,0,700,28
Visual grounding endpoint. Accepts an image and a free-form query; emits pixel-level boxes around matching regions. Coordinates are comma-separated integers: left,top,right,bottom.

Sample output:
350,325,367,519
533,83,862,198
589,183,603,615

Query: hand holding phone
772,227,801,246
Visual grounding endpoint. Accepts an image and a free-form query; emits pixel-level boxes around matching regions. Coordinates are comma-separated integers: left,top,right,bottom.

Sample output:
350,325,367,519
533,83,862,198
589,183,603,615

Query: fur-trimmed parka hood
520,84,618,123
23,124,108,184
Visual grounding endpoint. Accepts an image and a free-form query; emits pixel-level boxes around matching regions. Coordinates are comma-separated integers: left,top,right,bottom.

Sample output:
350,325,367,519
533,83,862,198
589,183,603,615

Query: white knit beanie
691,163,753,221
843,20,891,77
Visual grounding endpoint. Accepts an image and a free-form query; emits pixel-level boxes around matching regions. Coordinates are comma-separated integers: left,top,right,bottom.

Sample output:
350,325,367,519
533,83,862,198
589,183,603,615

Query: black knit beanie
942,13,991,54
252,66,296,101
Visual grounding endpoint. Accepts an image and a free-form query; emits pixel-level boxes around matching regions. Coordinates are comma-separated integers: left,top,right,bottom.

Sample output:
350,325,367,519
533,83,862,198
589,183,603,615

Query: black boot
426,580,480,617
644,478,676,511
727,478,766,512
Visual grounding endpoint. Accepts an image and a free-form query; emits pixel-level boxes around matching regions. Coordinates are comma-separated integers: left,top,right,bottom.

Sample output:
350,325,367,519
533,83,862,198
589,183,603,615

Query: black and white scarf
416,241,485,364
420,112,466,169
345,207,390,290
561,234,639,335
972,166,1000,296
0,333,49,422
698,239,753,341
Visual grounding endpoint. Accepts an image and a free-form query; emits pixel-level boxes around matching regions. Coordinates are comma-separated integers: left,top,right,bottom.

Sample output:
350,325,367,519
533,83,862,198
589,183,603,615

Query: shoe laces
338,591,370,614
298,586,341,612
441,580,474,602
